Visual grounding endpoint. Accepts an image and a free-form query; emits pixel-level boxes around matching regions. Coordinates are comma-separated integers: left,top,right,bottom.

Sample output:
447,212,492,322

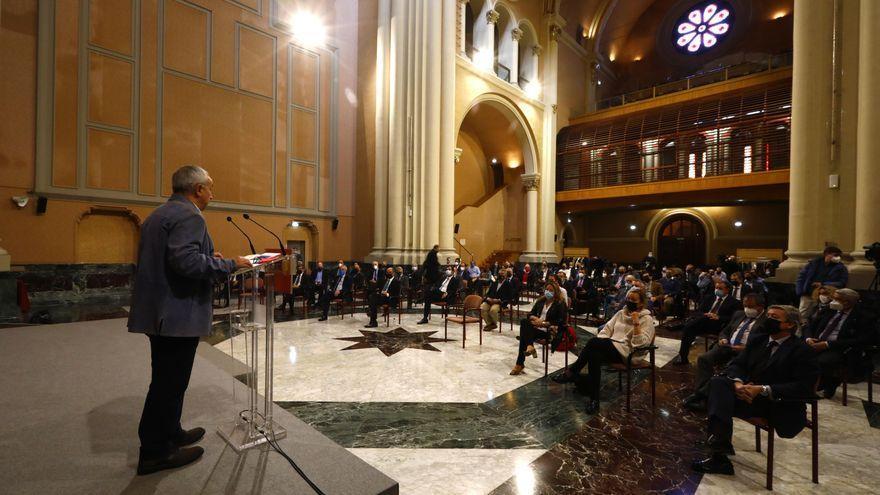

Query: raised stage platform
0,318,398,494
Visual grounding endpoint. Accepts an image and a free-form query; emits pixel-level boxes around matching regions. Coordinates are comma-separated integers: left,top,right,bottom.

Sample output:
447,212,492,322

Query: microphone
243,213,285,254
227,216,256,254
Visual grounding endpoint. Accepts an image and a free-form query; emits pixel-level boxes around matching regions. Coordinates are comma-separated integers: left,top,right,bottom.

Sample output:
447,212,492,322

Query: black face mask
764,318,784,335
625,301,639,312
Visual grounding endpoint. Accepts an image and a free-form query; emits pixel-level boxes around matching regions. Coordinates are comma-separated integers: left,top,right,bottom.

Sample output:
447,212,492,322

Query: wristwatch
760,385,770,397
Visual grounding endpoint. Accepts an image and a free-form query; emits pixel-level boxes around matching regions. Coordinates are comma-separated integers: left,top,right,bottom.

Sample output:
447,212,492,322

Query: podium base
216,418,287,454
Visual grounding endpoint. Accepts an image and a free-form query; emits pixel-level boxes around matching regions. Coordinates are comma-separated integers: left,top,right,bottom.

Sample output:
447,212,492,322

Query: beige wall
570,203,789,264
0,0,367,264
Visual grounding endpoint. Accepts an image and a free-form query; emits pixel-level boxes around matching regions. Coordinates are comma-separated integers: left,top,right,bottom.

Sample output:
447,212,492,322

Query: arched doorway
657,214,706,267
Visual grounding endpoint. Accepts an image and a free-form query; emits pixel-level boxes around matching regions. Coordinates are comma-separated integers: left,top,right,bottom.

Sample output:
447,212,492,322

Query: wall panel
88,0,134,55
238,26,275,98
87,52,134,128
86,129,133,191
163,0,209,79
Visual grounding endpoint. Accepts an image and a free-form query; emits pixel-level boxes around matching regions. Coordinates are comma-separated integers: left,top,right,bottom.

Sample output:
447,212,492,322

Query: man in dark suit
683,293,768,411
128,165,251,475
421,244,441,286
481,268,515,331
317,264,353,321
278,262,311,313
365,261,385,290
693,305,819,475
365,266,400,328
309,261,326,305
674,280,742,365
803,288,874,398
417,266,460,324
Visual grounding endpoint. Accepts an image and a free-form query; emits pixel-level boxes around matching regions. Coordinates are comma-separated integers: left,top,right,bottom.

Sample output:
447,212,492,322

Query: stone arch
646,208,718,263
75,206,142,263
456,92,540,176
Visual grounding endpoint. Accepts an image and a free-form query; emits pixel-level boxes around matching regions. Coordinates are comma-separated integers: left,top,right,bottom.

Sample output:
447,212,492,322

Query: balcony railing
596,52,792,111
558,81,792,192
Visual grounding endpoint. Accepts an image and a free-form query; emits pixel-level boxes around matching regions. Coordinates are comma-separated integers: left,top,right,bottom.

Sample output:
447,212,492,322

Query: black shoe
822,386,837,399
705,434,736,456
416,318,429,325
552,370,575,384
137,446,204,475
684,399,708,413
174,427,205,447
691,454,734,475
671,355,689,366
585,399,600,414
365,321,379,328
318,316,328,321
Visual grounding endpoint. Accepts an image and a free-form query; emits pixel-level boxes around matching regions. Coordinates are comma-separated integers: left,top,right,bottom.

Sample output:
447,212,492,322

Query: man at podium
128,165,251,475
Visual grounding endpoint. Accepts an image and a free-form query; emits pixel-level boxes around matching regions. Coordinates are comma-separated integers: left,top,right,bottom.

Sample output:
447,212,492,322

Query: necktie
383,278,391,292
295,273,302,285
730,317,753,346
767,340,780,357
373,271,377,282
336,275,344,292
709,297,722,314
818,312,843,341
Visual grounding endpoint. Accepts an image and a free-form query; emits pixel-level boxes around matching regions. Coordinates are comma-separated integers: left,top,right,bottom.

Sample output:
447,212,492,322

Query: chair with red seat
445,295,484,348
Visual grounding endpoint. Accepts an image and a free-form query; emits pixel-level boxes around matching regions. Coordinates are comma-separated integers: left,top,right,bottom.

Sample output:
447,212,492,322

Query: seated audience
309,261,326,305
795,246,848,320
481,268,515,331
278,262,311,313
317,264,352,321
365,266,400,328
365,261,384,289
692,305,819,476
803,284,837,329
417,266,460,324
673,281,741,365
509,282,568,376
803,288,873,398
553,289,654,414
683,293,768,411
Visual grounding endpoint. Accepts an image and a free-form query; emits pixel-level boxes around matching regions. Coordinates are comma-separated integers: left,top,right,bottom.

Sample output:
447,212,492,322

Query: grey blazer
128,194,236,337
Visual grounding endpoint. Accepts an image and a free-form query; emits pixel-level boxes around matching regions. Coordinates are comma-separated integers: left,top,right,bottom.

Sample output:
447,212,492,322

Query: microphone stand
243,213,286,254
227,216,257,254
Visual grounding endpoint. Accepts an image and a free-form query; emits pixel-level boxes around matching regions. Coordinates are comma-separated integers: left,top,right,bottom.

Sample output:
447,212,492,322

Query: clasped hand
734,381,763,403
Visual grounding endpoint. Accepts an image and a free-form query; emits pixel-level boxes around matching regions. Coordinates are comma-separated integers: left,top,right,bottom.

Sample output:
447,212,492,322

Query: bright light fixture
629,224,637,231
290,11,327,48
772,11,788,20
567,218,572,224
734,220,743,228
291,221,300,227
490,157,498,164
675,2,731,54
524,81,542,99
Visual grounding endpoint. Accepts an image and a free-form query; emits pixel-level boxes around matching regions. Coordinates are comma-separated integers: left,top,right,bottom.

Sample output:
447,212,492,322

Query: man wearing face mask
310,261,325,306
366,261,384,290
673,281,741,365
317,264,352,321
803,288,873,398
795,246,848,321
481,268,514,332
683,293,768,412
693,305,818,476
417,266,460,324
365,267,400,328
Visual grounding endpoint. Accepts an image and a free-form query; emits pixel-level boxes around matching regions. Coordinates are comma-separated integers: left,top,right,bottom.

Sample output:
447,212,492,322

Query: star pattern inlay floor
335,327,452,356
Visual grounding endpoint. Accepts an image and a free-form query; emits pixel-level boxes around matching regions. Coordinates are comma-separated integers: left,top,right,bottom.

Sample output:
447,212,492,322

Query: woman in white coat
553,288,655,414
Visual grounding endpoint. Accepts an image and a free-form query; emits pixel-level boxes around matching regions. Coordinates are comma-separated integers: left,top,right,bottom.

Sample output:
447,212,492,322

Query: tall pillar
422,0,442,254
520,174,540,261
849,0,880,288
509,28,522,85
439,0,458,262
368,0,391,260
774,0,837,282
537,15,564,261
384,0,408,260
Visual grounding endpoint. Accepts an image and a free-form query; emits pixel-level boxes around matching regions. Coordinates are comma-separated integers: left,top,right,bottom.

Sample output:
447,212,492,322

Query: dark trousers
816,349,846,394
568,337,622,399
368,293,394,322
516,318,548,366
318,290,348,318
678,316,724,360
138,334,200,457
694,345,737,397
707,375,771,453
279,287,306,311
308,283,323,305
422,289,449,318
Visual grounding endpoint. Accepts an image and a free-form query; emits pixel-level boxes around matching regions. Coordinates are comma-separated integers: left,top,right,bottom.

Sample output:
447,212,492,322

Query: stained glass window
675,2,732,54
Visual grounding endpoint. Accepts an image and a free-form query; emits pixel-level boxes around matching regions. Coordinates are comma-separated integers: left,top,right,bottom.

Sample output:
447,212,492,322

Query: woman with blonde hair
553,288,655,414
510,282,568,375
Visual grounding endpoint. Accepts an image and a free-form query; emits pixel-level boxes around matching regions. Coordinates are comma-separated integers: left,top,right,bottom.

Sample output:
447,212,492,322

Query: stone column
439,0,458,262
457,0,468,56
520,174,541,261
849,0,880,288
384,0,409,260
368,0,391,261
422,0,442,255
774,0,837,282
537,16,564,261
474,9,499,71
509,27,522,86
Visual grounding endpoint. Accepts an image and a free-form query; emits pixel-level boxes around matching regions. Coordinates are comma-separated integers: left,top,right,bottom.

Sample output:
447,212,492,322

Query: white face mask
744,307,760,318
831,256,841,263
829,300,844,311
819,295,831,304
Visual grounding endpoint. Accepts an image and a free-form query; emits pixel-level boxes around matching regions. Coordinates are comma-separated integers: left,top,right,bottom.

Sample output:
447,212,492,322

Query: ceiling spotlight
629,204,636,208
629,224,637,231
490,157,498,164
736,199,745,203
567,218,572,224
597,80,602,86
290,221,300,227
772,11,788,20
734,220,743,228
